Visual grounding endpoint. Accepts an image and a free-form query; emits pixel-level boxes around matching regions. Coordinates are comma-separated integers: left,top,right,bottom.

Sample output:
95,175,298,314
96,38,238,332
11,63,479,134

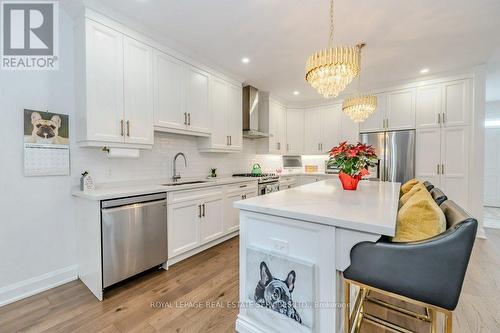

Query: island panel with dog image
246,247,316,331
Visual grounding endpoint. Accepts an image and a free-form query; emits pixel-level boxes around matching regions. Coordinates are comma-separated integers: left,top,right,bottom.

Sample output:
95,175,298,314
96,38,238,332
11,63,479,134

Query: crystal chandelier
342,44,377,122
305,0,361,98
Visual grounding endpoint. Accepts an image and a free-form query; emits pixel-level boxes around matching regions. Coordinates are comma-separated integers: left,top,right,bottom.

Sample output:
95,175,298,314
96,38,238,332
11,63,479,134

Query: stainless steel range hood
242,85,269,138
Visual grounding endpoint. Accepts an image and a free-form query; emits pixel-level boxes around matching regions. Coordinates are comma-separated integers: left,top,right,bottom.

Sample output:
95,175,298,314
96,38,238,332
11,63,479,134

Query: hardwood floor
1,229,499,333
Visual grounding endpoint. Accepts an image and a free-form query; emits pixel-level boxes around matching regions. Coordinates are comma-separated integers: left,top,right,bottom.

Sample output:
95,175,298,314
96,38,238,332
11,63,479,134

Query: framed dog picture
23,109,70,176
246,246,316,333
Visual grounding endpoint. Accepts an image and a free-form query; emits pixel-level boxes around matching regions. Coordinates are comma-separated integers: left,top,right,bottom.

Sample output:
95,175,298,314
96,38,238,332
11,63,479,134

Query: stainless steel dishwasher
101,193,167,288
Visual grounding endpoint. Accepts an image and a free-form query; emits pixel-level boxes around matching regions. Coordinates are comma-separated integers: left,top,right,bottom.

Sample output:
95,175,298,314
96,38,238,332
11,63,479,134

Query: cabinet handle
442,113,445,124
441,164,445,174
126,120,130,137
202,203,205,217
229,136,232,146
320,143,323,150
278,142,281,150
239,184,247,188
198,204,202,218
386,118,389,128
437,164,440,175
184,112,187,125
242,194,247,200
227,136,230,146
120,120,124,136
287,143,290,151
188,113,191,126
438,113,441,124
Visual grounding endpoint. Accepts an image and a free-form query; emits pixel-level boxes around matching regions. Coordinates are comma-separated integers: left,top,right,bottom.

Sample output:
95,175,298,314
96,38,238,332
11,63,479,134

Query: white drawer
168,186,223,204
226,181,258,195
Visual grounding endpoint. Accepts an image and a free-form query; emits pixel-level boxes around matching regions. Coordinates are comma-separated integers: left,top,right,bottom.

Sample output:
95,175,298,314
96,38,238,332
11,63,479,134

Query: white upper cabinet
416,85,442,129
304,107,322,154
270,101,287,154
359,93,386,133
153,51,186,131
123,36,154,145
360,89,416,133
227,83,243,150
443,80,470,127
256,97,287,154
286,108,305,154
78,19,124,145
416,79,470,129
153,50,210,136
198,76,242,152
340,108,360,143
76,19,153,148
320,104,341,153
185,67,210,134
386,89,416,130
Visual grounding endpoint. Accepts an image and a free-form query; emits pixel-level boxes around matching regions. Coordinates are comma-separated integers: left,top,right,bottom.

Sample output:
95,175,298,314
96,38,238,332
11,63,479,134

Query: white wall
484,100,500,207
0,11,78,305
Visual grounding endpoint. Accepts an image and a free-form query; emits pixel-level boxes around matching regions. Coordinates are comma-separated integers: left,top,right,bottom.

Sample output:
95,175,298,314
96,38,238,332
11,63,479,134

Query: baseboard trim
236,315,269,333
0,265,78,307
165,231,239,268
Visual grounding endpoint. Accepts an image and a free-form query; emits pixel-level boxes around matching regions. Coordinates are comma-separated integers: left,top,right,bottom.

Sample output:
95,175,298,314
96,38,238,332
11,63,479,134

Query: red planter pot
339,172,361,190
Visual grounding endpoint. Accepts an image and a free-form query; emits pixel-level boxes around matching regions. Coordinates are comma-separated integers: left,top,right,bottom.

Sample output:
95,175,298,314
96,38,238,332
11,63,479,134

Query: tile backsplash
72,132,286,185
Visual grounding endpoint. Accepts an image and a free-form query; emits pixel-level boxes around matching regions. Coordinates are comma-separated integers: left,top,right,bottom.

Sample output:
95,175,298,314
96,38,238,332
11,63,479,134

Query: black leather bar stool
423,181,434,191
430,187,448,206
342,200,477,333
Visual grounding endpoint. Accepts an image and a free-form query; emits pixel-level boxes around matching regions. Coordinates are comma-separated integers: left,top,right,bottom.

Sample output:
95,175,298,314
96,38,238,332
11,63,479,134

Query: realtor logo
1,1,59,70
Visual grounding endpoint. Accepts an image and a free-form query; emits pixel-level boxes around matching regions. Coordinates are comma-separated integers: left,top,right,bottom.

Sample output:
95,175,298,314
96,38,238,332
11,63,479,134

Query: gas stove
232,173,280,195
232,173,279,184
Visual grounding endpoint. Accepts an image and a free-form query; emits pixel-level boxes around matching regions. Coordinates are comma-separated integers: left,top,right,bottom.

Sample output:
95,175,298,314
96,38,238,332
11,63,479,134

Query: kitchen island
234,179,400,333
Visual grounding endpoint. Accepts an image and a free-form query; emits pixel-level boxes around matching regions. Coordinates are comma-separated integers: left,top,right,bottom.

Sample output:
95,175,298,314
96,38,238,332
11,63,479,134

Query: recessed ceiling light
293,91,300,95
241,57,250,64
420,68,429,74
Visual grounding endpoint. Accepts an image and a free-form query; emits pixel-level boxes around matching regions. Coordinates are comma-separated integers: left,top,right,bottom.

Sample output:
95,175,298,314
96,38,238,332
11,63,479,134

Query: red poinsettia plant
327,142,378,177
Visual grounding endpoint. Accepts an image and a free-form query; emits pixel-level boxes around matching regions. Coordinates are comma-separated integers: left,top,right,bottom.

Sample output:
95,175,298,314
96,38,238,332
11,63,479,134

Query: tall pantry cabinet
415,79,471,208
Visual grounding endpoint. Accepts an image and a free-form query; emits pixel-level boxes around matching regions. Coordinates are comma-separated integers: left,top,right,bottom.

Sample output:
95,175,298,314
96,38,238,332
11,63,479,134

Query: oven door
258,182,280,195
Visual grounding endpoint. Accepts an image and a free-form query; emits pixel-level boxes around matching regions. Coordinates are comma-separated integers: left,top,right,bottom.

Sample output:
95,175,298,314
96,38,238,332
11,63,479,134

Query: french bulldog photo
24,110,69,145
254,261,302,324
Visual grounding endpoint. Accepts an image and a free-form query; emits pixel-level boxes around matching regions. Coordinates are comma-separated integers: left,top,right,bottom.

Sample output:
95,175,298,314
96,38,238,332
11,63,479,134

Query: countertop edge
72,178,258,201
235,204,396,236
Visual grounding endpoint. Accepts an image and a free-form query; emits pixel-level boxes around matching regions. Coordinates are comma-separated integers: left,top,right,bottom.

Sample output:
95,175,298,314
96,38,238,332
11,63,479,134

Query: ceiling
92,0,500,102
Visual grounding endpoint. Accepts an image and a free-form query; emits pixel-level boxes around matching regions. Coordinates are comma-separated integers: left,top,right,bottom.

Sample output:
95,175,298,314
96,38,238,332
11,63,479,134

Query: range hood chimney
242,85,269,138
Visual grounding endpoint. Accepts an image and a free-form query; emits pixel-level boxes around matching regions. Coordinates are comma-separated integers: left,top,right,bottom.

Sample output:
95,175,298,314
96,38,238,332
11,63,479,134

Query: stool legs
344,280,350,333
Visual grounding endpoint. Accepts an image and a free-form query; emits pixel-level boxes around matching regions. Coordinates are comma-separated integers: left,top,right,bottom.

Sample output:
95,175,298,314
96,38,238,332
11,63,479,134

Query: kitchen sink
161,180,209,186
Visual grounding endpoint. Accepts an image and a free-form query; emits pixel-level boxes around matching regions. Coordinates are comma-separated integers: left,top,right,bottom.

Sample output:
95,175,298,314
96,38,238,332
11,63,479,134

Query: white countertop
72,177,258,201
234,179,400,236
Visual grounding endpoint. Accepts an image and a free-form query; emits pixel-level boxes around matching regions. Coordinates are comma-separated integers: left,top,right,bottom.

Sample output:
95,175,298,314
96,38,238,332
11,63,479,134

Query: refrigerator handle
376,159,381,180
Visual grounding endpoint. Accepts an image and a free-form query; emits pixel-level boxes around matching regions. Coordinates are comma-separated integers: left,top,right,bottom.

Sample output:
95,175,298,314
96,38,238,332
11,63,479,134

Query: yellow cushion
392,190,446,242
400,179,419,195
399,182,425,207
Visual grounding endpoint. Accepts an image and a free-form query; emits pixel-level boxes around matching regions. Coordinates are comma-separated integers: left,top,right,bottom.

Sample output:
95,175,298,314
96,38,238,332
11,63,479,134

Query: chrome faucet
172,152,187,182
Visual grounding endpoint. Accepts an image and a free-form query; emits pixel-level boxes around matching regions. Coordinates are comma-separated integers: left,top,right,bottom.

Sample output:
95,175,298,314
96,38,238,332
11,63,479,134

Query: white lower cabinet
416,126,469,208
167,182,257,263
224,188,258,233
200,196,224,243
168,200,201,258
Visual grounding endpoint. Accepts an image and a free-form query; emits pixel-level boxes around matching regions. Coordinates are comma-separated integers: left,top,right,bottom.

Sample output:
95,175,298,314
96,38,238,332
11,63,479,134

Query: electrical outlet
270,237,289,254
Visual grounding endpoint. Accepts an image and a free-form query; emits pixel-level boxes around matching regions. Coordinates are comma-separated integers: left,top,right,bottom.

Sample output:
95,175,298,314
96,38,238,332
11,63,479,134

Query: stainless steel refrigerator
360,130,415,183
